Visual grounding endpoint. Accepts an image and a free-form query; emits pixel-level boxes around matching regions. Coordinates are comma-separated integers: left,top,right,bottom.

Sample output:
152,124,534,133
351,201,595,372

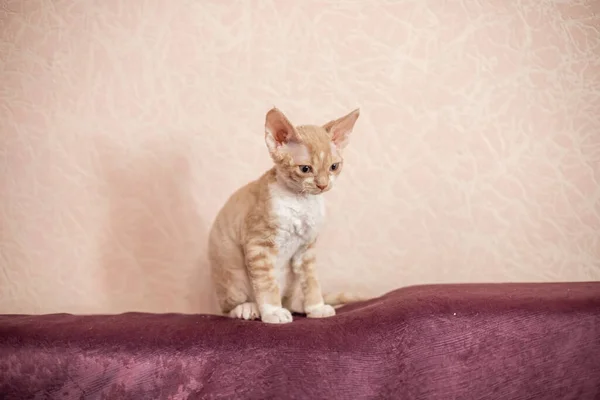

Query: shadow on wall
95,135,218,314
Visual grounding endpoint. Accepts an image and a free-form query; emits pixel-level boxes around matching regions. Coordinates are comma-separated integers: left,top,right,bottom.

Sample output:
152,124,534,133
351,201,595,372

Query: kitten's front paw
307,304,336,319
261,306,293,324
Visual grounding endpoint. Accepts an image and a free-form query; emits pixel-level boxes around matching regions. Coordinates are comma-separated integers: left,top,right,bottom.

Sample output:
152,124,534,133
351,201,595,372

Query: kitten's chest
270,189,325,251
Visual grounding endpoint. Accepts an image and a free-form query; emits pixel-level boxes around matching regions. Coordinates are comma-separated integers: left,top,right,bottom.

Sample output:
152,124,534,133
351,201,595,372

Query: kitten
208,107,362,324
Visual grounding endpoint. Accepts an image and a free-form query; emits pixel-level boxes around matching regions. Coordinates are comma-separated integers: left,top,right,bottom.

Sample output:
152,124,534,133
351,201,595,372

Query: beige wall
1,1,599,315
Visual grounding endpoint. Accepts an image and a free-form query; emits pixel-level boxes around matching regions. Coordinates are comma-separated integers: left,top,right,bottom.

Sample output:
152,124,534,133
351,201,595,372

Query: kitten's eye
330,163,339,171
299,165,312,173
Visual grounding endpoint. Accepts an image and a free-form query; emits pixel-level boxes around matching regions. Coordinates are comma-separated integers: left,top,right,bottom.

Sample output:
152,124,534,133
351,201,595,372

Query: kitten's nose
316,184,327,190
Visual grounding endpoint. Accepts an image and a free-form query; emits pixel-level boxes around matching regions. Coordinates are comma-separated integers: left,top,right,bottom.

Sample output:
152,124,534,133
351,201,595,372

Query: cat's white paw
261,306,293,324
307,304,336,319
229,302,260,320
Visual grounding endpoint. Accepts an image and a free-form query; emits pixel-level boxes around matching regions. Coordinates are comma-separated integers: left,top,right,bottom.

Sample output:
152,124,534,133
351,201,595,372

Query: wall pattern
1,0,599,314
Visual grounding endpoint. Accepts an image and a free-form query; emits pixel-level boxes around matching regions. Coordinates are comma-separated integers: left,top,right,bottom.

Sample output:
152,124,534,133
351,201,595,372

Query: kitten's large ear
323,108,360,150
265,107,300,154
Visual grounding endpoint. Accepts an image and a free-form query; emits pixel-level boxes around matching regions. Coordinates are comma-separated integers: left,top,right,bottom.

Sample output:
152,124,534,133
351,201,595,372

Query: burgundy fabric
1,283,599,400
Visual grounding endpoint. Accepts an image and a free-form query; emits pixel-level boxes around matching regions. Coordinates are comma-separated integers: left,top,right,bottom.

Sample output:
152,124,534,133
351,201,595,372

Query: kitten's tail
323,292,370,307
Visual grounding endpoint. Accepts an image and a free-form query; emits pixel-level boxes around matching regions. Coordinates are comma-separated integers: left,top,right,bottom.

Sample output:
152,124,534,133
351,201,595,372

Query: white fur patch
260,303,281,315
260,305,293,324
330,142,338,156
230,302,260,320
281,142,310,164
306,304,336,318
304,302,325,314
269,180,325,294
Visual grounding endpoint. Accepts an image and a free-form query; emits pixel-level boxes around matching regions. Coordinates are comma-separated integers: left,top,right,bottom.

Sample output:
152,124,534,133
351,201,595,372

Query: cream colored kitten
208,108,362,324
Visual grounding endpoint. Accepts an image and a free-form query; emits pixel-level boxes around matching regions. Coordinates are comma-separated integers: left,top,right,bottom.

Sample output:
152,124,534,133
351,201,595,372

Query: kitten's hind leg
229,302,260,320
209,238,255,316
214,266,255,317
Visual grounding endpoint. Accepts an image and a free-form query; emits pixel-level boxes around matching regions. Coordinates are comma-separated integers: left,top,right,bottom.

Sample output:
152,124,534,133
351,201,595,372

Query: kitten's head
265,107,360,195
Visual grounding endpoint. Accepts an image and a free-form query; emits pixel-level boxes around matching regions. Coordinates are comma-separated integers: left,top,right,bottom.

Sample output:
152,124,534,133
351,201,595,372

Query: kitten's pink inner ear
274,129,290,145
266,108,298,146
327,108,360,149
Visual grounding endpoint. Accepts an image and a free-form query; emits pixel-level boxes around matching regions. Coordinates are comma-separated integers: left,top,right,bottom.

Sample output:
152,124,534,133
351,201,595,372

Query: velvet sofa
1,282,599,399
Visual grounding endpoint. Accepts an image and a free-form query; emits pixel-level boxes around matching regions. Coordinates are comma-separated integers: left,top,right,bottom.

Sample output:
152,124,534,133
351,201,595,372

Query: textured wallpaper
1,0,599,315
